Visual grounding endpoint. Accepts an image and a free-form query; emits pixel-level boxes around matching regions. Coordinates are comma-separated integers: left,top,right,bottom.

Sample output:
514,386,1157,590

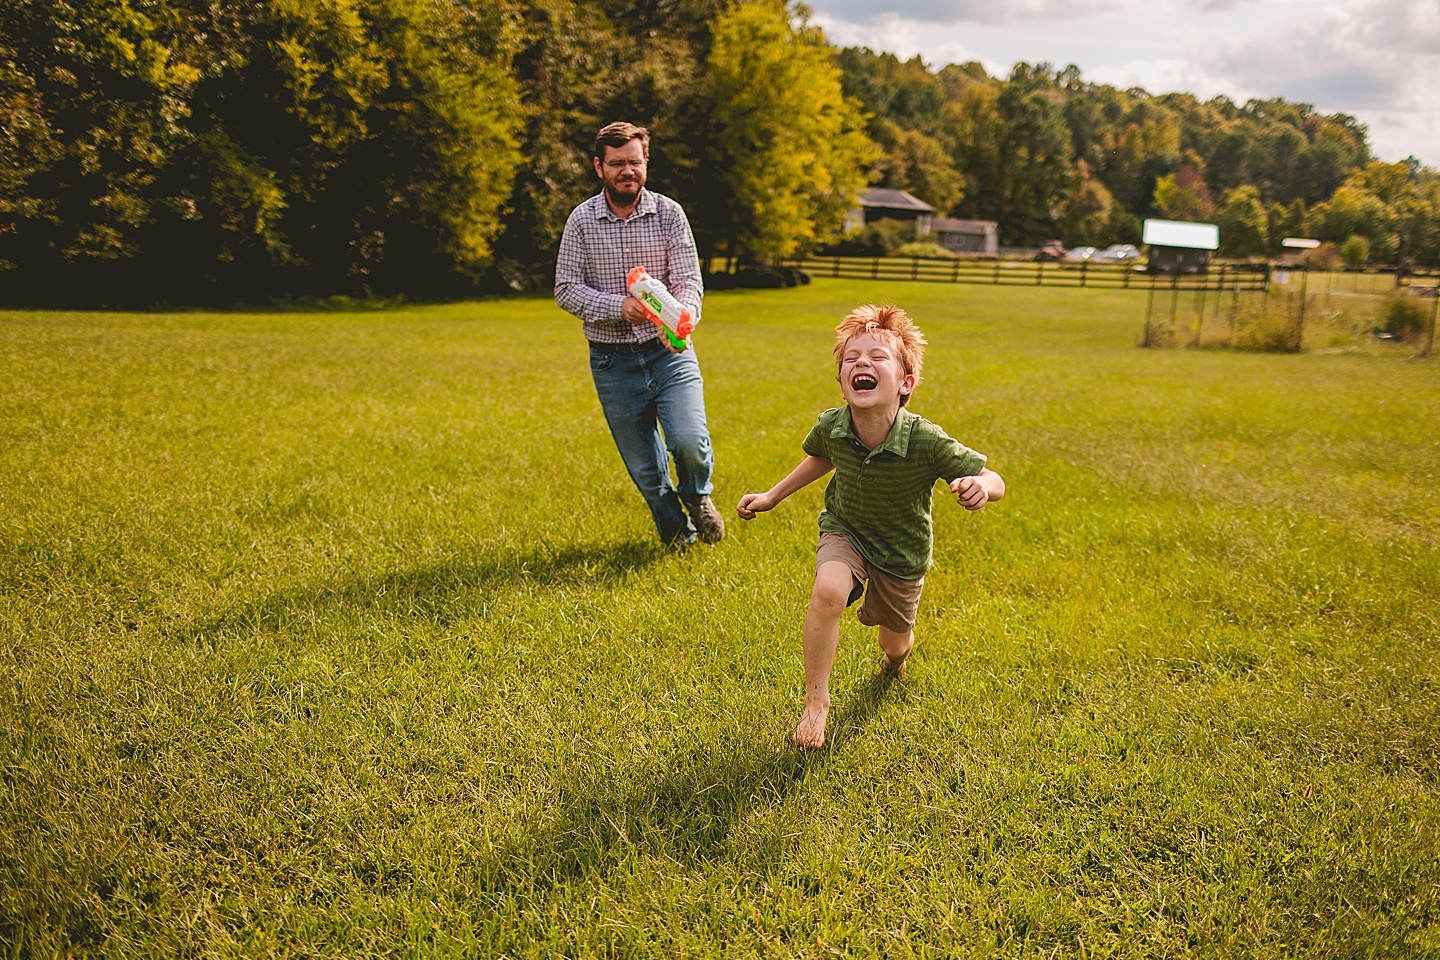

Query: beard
604,179,643,206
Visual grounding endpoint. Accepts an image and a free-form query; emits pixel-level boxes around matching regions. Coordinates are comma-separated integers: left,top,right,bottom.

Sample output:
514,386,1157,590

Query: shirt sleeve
664,204,704,322
555,207,625,324
802,415,829,460
931,429,987,482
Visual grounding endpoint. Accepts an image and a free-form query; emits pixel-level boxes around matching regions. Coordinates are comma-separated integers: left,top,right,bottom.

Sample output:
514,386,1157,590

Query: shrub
1231,292,1303,352
1341,235,1370,268
1309,242,1340,271
893,242,956,259
1382,291,1430,340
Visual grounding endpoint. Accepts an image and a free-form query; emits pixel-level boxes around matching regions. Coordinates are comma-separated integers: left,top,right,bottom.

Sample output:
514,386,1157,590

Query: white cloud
803,0,1440,164
810,0,1139,26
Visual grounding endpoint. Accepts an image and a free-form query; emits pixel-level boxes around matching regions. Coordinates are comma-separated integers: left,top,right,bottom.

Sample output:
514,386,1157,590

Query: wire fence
778,254,1437,355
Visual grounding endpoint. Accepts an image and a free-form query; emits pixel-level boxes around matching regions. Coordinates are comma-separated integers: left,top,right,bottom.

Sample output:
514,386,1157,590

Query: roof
1142,218,1219,250
857,188,935,213
932,217,997,234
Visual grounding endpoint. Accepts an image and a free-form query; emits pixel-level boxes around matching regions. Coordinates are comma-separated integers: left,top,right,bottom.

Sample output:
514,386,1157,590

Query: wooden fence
785,255,1271,292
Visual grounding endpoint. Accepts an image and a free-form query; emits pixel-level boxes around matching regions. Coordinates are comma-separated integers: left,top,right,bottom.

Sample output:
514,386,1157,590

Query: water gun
627,266,694,351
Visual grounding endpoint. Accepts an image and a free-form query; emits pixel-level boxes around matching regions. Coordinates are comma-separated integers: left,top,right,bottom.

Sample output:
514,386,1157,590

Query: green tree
869,119,963,214
707,0,872,261
1153,165,1214,221
1,0,526,303
947,63,1076,243
1340,234,1369,267
1057,164,1117,245
1216,185,1267,256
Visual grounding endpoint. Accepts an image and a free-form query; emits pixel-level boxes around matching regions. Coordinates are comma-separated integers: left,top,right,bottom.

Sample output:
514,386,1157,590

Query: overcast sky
807,0,1440,168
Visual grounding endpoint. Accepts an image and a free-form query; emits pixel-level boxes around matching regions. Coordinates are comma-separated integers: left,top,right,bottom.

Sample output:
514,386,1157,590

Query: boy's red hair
834,304,926,405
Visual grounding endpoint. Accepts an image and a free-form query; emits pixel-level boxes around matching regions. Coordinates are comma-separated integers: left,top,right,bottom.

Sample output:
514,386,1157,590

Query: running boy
736,304,1005,748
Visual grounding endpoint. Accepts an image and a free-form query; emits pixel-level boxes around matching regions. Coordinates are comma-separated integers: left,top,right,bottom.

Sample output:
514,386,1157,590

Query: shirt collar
593,188,657,222
831,406,916,457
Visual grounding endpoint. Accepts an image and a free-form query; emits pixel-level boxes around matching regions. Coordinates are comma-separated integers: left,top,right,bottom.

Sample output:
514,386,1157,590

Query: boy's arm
950,467,1004,511
736,455,834,520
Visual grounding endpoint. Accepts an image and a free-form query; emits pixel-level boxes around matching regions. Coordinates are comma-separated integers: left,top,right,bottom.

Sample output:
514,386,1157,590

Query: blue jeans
589,341,715,545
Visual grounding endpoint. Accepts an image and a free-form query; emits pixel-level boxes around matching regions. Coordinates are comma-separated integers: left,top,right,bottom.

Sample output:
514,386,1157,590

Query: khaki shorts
816,531,925,633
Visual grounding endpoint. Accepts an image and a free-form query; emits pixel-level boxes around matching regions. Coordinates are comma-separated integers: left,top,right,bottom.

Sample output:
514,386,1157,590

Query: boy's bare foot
793,697,830,748
880,651,908,679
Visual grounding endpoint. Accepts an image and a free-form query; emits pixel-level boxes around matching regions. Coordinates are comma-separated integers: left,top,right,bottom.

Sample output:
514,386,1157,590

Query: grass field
2,280,1438,957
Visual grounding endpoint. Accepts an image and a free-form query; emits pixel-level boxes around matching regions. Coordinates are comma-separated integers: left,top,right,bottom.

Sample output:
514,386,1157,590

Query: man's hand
951,475,990,511
736,491,776,520
621,296,649,324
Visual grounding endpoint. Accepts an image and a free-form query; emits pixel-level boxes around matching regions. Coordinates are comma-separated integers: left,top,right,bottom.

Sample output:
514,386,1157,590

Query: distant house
844,188,936,237
1143,218,1219,274
932,217,998,255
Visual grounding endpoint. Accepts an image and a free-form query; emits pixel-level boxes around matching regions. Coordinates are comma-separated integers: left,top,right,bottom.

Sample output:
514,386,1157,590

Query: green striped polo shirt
802,406,987,580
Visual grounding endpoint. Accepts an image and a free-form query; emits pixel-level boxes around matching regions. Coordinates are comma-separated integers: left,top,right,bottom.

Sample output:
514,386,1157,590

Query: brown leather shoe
682,495,726,543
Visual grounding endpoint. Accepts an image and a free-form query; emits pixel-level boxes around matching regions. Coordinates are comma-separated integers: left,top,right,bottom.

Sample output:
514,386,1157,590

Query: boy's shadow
485,670,906,893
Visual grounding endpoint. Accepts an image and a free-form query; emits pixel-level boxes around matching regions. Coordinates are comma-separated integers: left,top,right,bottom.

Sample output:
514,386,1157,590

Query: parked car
1035,240,1065,262
1096,243,1141,263
1066,246,1098,262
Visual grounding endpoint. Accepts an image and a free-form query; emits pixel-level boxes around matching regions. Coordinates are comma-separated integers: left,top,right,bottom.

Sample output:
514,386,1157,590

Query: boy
736,304,1005,748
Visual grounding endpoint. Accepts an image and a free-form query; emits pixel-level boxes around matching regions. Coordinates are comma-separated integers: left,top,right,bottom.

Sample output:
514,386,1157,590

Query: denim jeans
589,341,715,545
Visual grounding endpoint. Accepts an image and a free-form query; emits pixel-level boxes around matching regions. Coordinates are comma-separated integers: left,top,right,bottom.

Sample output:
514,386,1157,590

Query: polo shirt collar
831,406,916,456
593,188,657,222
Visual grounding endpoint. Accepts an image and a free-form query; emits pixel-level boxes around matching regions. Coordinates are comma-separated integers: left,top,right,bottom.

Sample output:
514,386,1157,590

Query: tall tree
706,0,871,261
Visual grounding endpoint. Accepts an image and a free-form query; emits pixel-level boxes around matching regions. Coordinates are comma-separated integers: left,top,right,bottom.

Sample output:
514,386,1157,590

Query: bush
1341,235,1370,268
1382,291,1430,340
1230,292,1303,352
818,219,918,256
1309,242,1341,271
892,242,956,259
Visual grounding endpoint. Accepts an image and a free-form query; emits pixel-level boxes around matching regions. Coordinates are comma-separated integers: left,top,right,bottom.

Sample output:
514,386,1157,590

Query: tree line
1,0,1436,307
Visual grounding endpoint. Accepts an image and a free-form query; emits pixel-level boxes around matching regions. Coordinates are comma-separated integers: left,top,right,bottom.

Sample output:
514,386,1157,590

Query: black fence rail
786,255,1271,292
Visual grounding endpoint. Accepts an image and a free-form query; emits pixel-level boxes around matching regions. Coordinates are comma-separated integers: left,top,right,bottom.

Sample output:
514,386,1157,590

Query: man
555,121,724,546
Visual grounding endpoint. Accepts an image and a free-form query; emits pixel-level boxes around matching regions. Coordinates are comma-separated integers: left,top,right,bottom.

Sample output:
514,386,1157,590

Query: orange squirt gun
627,266,694,351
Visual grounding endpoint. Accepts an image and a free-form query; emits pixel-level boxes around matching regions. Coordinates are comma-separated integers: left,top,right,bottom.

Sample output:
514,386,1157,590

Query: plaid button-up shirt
554,189,704,345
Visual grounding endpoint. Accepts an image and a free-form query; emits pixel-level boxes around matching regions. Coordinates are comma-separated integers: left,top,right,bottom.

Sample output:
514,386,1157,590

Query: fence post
1143,270,1158,347
1036,260,1043,286
993,258,1001,284
1080,259,1088,288
912,257,919,281
872,257,879,279
1424,288,1438,357
1296,264,1309,352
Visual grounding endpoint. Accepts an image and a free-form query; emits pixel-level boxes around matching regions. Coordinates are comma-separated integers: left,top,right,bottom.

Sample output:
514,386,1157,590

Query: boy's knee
810,572,854,614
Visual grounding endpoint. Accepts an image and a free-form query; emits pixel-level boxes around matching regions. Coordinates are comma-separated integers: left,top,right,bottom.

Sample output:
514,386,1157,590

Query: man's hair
594,122,650,160
834,304,927,406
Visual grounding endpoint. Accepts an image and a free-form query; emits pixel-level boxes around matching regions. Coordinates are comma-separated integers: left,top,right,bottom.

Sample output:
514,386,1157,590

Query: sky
806,0,1440,168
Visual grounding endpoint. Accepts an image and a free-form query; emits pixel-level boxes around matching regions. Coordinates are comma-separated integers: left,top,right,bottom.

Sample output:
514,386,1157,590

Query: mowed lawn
2,280,1437,958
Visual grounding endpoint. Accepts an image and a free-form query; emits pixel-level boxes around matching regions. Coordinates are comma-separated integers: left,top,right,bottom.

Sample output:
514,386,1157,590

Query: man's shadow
173,537,663,645
481,669,908,893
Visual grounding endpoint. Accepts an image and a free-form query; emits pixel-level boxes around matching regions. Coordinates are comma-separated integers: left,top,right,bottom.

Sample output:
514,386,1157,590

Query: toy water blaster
627,266,694,351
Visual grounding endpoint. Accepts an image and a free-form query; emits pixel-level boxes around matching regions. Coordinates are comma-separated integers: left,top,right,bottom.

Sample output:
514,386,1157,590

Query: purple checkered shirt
554,189,704,345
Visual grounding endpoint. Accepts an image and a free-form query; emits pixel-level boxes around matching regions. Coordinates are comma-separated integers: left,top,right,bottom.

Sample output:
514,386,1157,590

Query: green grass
2,280,1438,958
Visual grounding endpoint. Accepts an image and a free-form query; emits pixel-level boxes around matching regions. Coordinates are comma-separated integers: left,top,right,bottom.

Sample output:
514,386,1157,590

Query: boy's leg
858,572,924,677
796,560,856,748
878,625,914,676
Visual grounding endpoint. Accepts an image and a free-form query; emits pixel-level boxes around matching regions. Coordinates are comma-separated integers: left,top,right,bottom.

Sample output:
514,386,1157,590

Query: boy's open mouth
851,373,878,392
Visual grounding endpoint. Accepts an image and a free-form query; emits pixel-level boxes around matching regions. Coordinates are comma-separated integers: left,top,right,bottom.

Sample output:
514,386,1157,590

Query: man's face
838,332,914,412
594,138,647,207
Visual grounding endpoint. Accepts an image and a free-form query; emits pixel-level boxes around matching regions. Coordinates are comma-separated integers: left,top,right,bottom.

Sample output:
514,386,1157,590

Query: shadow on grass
173,537,662,643
484,670,903,893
